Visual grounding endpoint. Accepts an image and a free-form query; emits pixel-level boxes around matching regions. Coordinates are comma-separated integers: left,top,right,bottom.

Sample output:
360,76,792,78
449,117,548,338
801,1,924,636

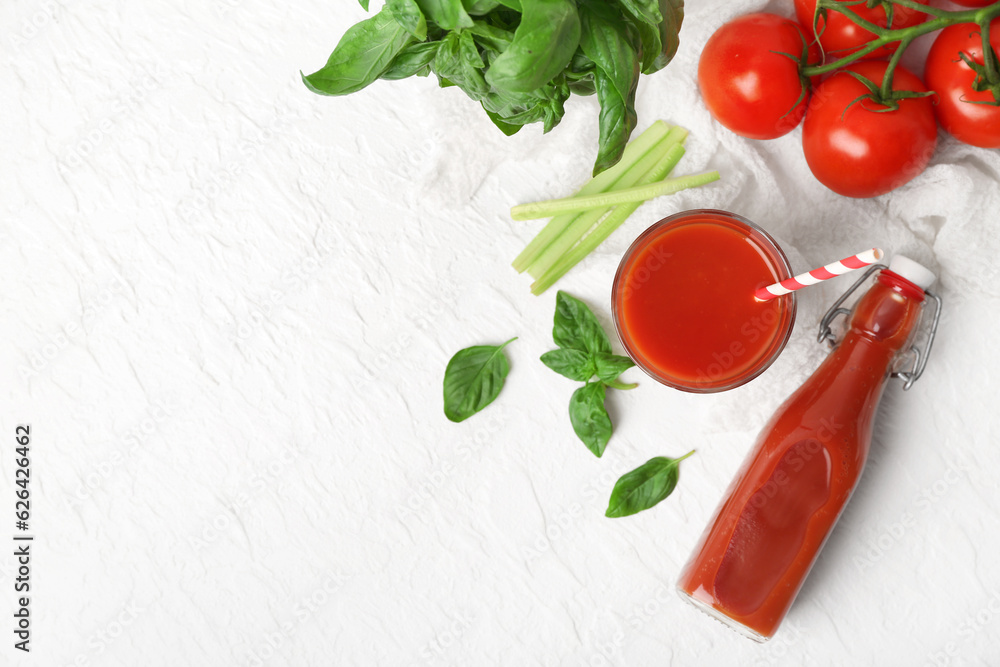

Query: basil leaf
614,0,661,26
539,75,570,133
564,52,597,95
629,16,661,74
387,0,428,40
459,29,485,69
655,0,683,71
569,50,598,76
415,0,474,30
479,50,559,129
541,349,596,382
482,92,548,126
305,0,682,178
468,21,515,55
485,0,581,93
594,353,634,384
569,381,613,457
443,338,517,422
302,9,414,96
568,78,596,96
553,291,612,356
482,107,523,135
606,451,694,517
464,0,502,14
433,31,489,99
578,0,639,105
593,69,636,175
382,41,441,80
632,0,683,75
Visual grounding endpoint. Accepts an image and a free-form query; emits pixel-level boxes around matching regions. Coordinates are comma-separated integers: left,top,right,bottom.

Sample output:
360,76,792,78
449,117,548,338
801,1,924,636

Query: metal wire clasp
816,264,943,391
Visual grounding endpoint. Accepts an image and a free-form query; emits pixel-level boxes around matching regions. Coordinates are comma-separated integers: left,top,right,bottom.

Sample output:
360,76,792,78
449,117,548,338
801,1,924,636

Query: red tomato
794,0,928,61
802,61,937,198
950,0,994,6
698,13,819,140
925,20,1000,148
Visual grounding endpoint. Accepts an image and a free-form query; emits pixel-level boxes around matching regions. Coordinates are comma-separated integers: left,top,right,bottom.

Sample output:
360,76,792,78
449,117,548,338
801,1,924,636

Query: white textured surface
3,0,1000,665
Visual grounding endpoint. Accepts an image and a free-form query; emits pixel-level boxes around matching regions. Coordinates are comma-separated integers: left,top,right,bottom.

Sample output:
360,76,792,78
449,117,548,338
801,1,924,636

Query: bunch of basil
303,0,684,176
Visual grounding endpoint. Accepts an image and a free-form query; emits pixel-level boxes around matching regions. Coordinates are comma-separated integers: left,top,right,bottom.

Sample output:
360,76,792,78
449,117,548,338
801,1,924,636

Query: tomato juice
612,210,796,392
676,265,931,640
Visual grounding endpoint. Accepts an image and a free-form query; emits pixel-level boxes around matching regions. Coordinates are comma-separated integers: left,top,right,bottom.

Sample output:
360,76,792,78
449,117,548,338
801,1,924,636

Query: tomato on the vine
793,0,928,61
802,61,937,198
698,13,820,140
949,0,995,7
925,20,1000,149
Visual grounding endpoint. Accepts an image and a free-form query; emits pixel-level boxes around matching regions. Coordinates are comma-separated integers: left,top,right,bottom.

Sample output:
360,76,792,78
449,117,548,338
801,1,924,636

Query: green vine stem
980,17,999,85
825,1,887,36
889,0,949,20
879,32,913,99
801,0,1000,96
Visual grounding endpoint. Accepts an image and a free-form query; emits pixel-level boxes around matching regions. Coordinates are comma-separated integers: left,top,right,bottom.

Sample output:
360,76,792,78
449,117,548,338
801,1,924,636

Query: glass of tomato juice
611,210,796,392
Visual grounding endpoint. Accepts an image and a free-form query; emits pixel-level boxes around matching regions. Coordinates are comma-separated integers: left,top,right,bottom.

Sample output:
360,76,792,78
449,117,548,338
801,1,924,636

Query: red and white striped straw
755,248,884,301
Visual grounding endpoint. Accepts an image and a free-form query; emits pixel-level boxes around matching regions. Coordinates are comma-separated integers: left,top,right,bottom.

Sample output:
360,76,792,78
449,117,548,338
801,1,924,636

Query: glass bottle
676,255,940,641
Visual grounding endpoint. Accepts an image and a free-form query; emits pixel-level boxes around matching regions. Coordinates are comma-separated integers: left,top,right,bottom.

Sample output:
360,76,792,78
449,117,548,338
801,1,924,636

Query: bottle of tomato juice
676,255,940,641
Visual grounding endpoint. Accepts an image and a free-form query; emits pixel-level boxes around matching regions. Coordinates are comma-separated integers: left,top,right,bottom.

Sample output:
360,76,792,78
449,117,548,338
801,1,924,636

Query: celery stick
662,124,689,147
511,121,671,274
512,165,716,220
531,158,716,295
579,121,672,194
530,148,688,294
512,122,669,273
526,137,687,280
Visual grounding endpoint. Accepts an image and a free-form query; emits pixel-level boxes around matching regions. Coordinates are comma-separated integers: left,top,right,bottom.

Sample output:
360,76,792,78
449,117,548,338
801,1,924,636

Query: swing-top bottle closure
816,255,943,391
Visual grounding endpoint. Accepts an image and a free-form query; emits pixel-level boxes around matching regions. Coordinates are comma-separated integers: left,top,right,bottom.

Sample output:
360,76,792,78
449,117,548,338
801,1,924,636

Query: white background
3,0,1000,665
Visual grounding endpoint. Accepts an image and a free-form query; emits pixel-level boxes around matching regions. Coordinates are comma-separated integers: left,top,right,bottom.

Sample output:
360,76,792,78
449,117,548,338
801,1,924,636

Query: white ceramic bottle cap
888,255,936,290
